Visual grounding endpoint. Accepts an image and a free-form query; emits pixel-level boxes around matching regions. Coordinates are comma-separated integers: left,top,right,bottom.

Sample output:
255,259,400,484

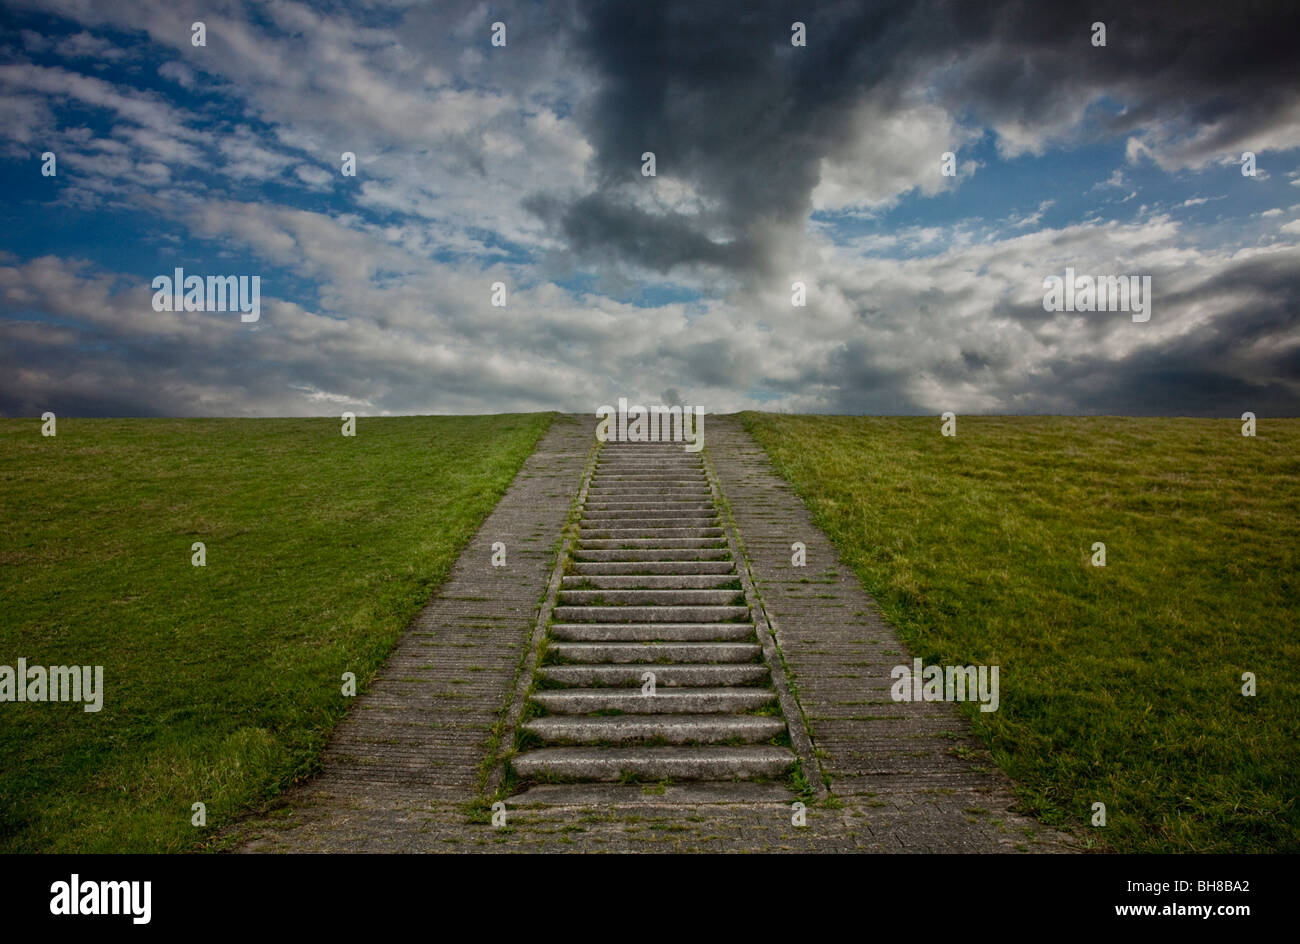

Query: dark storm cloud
525,192,752,273
678,337,746,387
821,340,927,415
924,1,1300,166
550,0,1300,275
1036,337,1299,418
551,0,919,274
1158,251,1300,345
966,251,1300,416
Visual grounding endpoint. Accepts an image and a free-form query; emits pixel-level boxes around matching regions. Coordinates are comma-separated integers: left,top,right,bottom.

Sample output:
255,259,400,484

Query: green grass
740,413,1299,853
0,413,553,852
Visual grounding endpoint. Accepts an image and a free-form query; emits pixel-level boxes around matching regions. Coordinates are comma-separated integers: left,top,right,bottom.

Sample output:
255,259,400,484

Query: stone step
600,447,697,452
581,516,718,528
599,453,699,460
582,517,716,529
591,474,707,483
590,484,708,492
585,491,714,502
598,454,700,462
549,641,761,663
595,460,702,468
522,714,785,745
590,474,704,481
596,460,703,467
510,781,796,805
574,549,731,562
590,488,708,496
582,504,716,516
580,526,724,540
561,574,740,589
598,447,699,454
585,489,713,500
530,687,776,714
538,663,769,686
595,465,701,475
550,622,756,641
585,498,713,507
558,588,744,606
511,746,795,781
579,538,724,550
568,561,735,575
583,517,717,526
552,605,750,623
585,509,717,517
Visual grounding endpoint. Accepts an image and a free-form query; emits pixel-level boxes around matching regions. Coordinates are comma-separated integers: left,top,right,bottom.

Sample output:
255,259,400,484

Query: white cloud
53,31,129,61
812,97,979,213
1092,168,1125,191
1006,200,1055,229
293,164,334,188
5,206,1297,417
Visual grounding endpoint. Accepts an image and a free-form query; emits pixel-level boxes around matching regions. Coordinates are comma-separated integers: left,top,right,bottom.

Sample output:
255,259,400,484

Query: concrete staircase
510,441,796,783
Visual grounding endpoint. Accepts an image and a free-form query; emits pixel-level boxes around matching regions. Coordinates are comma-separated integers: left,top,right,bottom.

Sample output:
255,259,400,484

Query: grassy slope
741,414,1299,853
0,414,553,852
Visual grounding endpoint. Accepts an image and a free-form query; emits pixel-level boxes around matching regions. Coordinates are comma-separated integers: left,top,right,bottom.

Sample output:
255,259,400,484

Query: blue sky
2,0,1298,416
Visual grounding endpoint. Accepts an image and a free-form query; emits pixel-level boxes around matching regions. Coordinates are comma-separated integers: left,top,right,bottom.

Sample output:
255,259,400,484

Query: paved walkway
237,414,1078,853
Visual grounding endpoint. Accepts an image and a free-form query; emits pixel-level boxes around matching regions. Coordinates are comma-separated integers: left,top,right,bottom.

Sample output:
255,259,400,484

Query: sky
1,0,1298,417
